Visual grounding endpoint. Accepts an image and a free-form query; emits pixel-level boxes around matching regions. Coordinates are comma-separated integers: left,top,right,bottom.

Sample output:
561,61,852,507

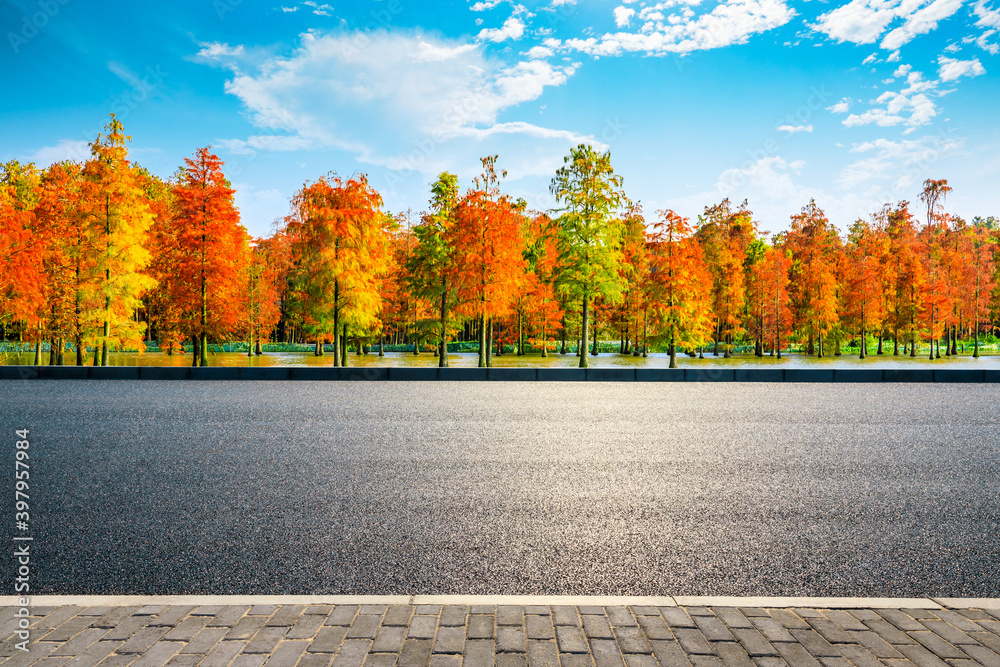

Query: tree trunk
560,318,567,355
668,328,677,369
517,311,524,356
76,335,84,366
315,337,323,357
439,286,449,368
341,324,348,367
487,318,493,367
642,310,648,357
57,339,65,366
951,326,958,355
255,341,262,355
579,297,590,369
591,317,598,356
379,335,384,357
877,333,884,355
192,336,200,366
478,313,487,368
859,325,866,359
973,317,980,358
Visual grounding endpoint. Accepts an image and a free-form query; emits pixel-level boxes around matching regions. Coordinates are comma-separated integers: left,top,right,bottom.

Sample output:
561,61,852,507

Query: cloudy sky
2,0,998,238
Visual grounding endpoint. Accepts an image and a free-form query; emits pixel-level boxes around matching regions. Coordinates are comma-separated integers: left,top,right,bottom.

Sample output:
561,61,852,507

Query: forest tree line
2,115,999,369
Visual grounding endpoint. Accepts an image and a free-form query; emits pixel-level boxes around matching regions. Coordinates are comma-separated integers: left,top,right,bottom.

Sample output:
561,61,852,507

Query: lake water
2,349,996,369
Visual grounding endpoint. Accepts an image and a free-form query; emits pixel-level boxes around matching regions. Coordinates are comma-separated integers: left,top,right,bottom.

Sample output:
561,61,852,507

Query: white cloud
478,16,526,42
777,124,814,133
839,135,963,190
880,0,964,49
614,6,636,27
524,45,555,58
828,99,851,113
937,55,987,80
813,0,902,45
974,29,999,53
208,31,587,183
843,90,937,132
470,0,502,9
280,6,298,12
196,42,246,59
23,139,91,165
976,0,1000,27
564,0,796,56
813,0,963,50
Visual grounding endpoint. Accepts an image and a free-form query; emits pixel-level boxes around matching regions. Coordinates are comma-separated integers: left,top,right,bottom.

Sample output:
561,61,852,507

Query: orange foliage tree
448,156,527,368
784,199,842,356
283,173,390,366
844,218,888,358
170,148,249,366
647,209,713,368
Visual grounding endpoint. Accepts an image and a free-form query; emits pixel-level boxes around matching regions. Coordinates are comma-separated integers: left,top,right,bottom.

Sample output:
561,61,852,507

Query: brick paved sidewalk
3,601,1000,667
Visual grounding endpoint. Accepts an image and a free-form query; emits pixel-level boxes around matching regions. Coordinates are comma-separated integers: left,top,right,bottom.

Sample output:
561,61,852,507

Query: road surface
1,380,997,596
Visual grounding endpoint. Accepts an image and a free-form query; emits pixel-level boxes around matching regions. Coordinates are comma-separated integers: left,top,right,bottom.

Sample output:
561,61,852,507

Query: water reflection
2,349,995,369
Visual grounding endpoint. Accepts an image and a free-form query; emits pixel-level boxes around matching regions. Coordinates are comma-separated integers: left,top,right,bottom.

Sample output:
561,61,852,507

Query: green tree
407,172,459,368
549,145,626,368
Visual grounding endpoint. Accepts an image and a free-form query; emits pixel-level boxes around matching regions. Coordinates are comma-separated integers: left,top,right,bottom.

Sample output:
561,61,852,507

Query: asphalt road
1,380,997,597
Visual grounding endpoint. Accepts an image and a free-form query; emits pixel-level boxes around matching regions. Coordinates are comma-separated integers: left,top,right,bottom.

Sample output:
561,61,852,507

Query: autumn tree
844,218,888,358
520,213,564,357
615,204,649,356
647,210,713,368
884,203,923,355
549,144,625,368
80,115,156,365
284,173,390,366
963,222,996,356
0,161,45,356
169,148,249,366
918,179,952,359
696,199,757,357
448,156,527,368
755,246,792,358
784,199,842,357
240,237,284,355
35,161,95,365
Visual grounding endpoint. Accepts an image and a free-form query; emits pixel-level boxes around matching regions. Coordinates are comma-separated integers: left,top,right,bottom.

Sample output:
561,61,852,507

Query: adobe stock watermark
716,84,833,197
12,428,33,653
7,0,71,54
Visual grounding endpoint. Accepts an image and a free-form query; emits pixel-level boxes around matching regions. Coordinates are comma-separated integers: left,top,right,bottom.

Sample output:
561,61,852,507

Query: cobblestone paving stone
2,606,999,667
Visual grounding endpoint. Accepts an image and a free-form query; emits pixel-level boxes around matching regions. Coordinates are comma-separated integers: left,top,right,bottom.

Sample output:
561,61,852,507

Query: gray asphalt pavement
1,381,997,597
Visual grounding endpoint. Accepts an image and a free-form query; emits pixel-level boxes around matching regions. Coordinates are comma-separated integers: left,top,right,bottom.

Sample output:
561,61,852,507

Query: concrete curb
0,366,998,382
2,594,995,608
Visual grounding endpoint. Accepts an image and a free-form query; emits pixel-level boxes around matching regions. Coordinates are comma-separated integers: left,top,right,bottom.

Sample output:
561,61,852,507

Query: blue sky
2,0,998,239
